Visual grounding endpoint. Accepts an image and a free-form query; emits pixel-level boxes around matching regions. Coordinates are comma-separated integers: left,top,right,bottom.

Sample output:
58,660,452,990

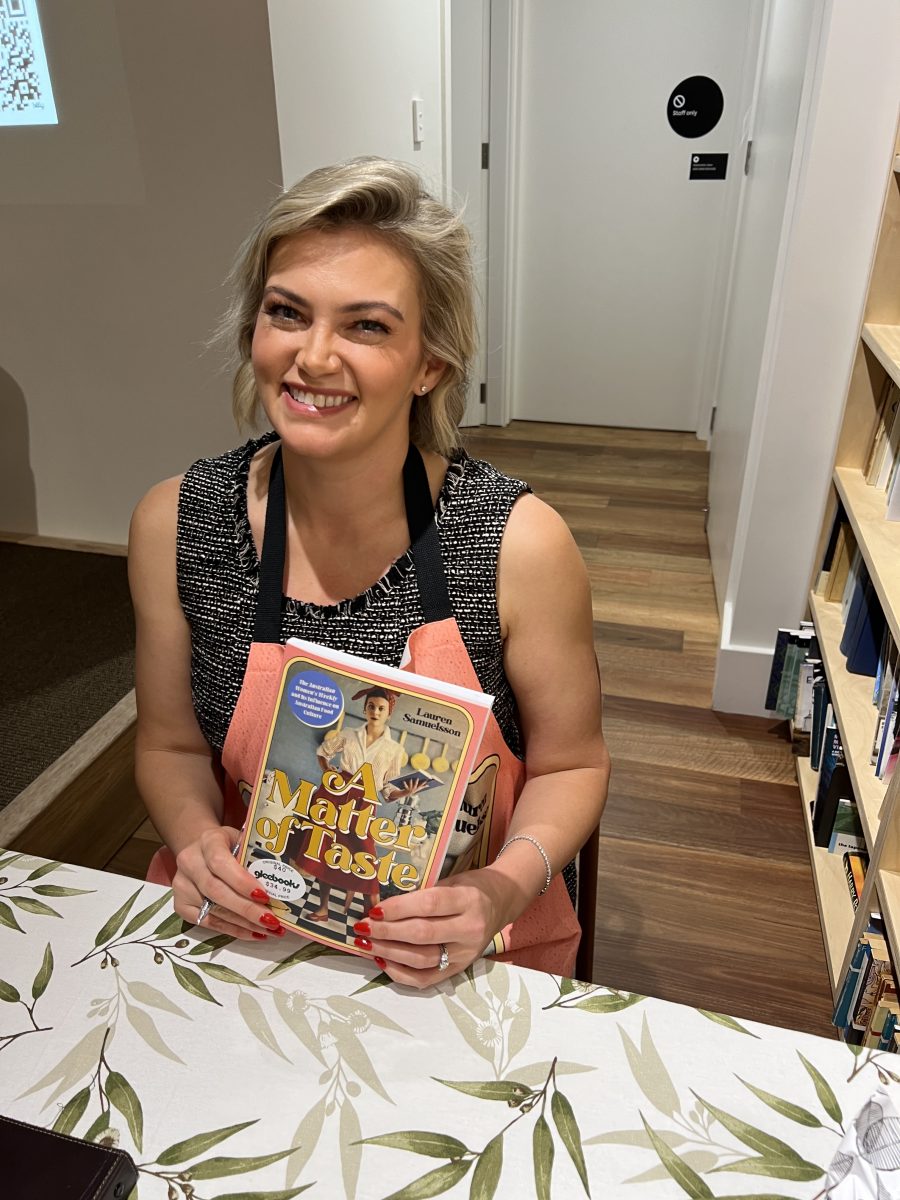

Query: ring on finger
437,943,450,972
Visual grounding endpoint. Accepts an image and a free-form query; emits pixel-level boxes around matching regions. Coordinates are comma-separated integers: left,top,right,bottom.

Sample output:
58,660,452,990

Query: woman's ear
420,357,447,394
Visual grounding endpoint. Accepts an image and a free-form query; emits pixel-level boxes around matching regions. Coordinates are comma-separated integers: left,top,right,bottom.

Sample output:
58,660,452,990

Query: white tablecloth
0,847,890,1199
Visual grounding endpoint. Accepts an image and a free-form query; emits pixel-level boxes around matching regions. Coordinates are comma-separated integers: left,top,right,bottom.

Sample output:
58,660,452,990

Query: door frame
484,0,521,428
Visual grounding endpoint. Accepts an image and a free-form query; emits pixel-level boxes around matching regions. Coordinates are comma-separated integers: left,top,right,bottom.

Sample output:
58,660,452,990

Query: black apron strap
403,443,454,624
254,440,454,643
253,444,287,644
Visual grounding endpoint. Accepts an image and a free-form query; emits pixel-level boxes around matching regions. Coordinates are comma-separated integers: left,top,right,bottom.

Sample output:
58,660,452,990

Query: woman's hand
171,825,288,942
351,867,515,988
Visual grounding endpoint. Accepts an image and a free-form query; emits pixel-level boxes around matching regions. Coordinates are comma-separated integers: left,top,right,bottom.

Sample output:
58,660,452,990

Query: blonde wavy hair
218,157,477,457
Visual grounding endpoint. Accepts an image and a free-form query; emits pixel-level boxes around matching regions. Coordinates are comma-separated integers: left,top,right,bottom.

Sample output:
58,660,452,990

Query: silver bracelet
496,834,552,896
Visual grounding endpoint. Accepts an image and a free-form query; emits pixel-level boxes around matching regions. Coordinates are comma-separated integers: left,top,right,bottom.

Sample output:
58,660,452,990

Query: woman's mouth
283,386,357,416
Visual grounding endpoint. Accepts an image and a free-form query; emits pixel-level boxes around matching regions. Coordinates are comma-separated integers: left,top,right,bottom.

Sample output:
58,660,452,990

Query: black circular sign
667,76,724,139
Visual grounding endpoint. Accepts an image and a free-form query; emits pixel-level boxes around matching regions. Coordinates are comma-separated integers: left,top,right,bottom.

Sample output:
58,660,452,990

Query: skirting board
712,642,775,717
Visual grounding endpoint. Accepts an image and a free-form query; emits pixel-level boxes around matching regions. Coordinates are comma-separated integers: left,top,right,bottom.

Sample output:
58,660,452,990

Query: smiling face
250,226,445,462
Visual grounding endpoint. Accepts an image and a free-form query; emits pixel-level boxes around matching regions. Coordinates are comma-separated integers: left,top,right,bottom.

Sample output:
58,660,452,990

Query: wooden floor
108,421,835,1038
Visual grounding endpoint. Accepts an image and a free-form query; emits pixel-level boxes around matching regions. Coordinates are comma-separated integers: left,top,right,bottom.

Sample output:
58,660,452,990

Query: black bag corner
1,1113,138,1199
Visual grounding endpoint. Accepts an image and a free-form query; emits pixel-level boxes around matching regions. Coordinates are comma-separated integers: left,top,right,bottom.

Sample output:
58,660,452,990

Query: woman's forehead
267,227,419,296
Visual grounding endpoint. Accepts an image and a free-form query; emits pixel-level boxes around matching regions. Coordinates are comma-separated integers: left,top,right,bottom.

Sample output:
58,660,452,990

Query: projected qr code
0,0,45,115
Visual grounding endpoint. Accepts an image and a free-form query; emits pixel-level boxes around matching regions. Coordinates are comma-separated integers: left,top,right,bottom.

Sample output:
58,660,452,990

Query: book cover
810,682,831,770
834,939,871,1029
824,521,856,603
841,548,864,625
236,637,493,956
828,798,865,854
843,850,869,910
845,580,887,677
766,630,793,712
840,563,871,658
853,941,892,1032
812,719,844,846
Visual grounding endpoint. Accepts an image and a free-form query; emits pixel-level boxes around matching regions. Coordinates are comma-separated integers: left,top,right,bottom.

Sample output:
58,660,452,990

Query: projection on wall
1,0,57,126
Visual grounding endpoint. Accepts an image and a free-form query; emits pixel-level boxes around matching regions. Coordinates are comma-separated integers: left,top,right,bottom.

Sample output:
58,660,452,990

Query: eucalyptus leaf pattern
3,847,899,1198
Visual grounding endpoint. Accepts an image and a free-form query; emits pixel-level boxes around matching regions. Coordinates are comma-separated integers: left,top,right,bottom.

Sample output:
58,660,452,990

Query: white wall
267,0,446,196
0,0,282,545
712,0,900,714
510,0,758,431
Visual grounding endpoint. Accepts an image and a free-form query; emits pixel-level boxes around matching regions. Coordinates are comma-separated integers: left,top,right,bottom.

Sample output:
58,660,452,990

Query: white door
706,0,823,611
509,0,760,429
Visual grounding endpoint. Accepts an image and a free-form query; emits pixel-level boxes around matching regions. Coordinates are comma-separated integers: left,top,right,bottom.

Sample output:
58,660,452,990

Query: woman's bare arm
360,492,610,984
128,479,282,940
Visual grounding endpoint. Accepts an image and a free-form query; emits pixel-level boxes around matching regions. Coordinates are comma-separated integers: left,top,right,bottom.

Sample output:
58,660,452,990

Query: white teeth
288,387,352,408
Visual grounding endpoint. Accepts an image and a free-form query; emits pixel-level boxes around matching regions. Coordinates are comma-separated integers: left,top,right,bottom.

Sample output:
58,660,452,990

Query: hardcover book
812,719,845,847
235,638,493,956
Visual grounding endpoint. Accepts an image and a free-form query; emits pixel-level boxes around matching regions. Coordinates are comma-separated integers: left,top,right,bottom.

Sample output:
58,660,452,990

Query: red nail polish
366,906,384,920
273,925,286,936
250,888,269,902
374,956,386,969
252,931,268,940
353,920,371,935
260,912,281,929
354,936,373,951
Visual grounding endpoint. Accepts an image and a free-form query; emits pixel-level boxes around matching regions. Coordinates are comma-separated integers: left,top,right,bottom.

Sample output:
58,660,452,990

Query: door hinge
481,142,490,170
709,405,717,434
744,139,753,176
480,382,487,405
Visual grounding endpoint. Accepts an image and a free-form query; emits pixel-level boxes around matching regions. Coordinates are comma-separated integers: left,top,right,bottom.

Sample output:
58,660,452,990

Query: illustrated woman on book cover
131,155,611,985
296,684,426,920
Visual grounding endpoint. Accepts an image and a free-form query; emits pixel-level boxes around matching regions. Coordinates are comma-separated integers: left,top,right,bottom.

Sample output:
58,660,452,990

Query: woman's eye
263,302,304,325
354,319,390,335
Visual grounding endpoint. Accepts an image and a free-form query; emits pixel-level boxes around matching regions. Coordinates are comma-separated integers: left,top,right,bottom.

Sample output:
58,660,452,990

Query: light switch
412,99,425,146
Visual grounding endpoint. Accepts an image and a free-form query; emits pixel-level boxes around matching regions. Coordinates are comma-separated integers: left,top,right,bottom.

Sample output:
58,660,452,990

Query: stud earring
420,385,428,394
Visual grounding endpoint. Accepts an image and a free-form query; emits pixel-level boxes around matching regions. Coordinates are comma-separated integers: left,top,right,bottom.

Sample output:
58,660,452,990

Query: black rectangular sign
689,153,728,180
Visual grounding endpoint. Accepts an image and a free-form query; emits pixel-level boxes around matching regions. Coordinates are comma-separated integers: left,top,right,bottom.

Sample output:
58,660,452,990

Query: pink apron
148,442,581,974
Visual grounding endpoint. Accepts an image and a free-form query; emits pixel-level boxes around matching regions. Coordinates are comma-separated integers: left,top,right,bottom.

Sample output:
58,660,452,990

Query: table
0,848,891,1199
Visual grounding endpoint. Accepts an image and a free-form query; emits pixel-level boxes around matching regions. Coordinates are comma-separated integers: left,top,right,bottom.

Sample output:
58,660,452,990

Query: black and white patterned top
176,432,531,760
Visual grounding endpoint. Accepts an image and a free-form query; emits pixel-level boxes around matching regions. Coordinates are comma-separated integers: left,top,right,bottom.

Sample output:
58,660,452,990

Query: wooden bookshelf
861,324,900,391
801,126,900,1019
808,591,888,845
878,868,900,977
834,466,900,648
797,754,856,993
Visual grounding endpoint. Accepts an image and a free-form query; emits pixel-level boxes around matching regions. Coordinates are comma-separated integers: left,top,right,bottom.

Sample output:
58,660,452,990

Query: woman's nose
295,324,340,377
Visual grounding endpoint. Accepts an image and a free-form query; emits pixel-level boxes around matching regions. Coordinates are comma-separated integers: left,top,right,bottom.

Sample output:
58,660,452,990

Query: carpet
0,543,135,811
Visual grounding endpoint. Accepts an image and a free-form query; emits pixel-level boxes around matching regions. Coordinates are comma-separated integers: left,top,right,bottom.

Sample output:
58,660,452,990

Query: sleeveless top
176,432,530,761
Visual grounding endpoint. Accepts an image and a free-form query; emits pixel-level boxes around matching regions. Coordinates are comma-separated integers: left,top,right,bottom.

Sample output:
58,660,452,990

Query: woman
129,156,610,986
303,686,406,921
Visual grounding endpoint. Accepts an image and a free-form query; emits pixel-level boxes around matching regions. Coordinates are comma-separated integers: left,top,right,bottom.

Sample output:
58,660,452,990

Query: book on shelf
841,548,864,625
875,677,900,778
833,917,881,1030
844,850,869,911
839,563,887,677
864,376,898,486
833,914,890,1043
852,935,892,1033
828,798,865,854
812,716,845,846
765,623,814,713
234,637,493,957
810,684,832,770
823,518,857,603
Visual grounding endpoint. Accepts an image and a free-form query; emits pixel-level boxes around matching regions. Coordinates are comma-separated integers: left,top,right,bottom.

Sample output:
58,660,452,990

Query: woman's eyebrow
263,285,404,323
